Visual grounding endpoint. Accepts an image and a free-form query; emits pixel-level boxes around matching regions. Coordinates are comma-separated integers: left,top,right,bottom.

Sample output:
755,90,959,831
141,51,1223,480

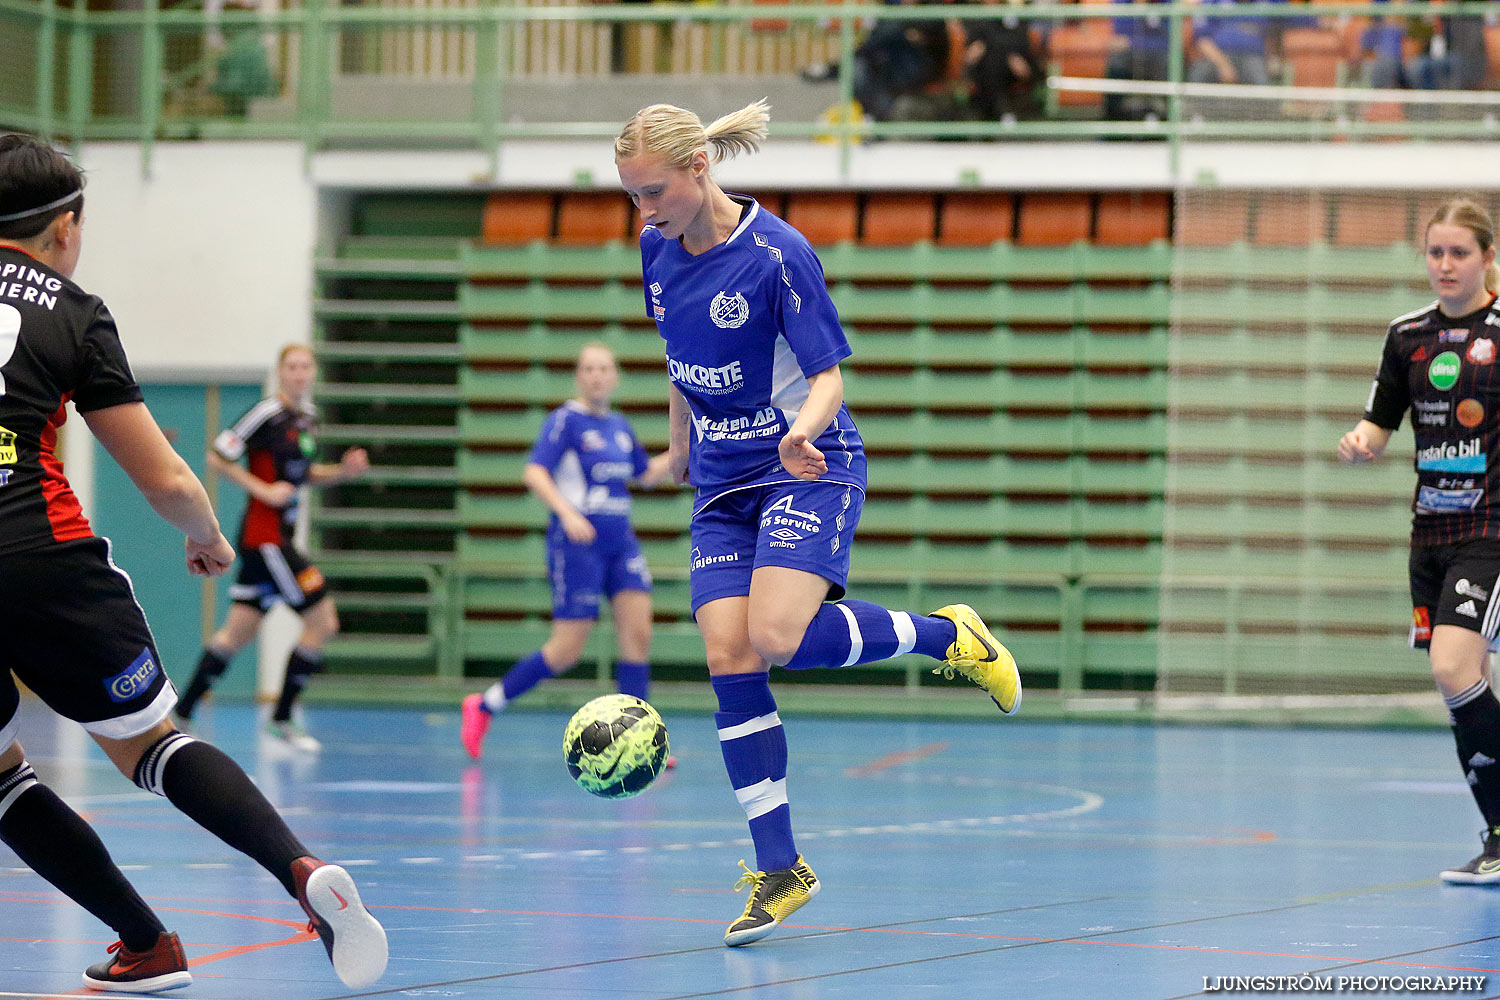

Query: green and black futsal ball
563,694,670,799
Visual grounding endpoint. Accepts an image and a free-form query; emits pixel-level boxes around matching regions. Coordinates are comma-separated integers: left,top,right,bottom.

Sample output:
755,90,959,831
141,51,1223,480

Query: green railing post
473,0,501,175
35,0,56,138
1167,1,1184,185
66,14,92,140
138,0,161,173
835,0,856,179
299,0,328,154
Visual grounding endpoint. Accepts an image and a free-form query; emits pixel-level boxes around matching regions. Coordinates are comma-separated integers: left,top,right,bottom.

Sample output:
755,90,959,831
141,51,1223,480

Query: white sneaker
265,719,322,753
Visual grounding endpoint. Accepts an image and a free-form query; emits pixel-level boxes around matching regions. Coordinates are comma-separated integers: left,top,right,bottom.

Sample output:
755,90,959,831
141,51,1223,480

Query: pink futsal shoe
461,693,491,759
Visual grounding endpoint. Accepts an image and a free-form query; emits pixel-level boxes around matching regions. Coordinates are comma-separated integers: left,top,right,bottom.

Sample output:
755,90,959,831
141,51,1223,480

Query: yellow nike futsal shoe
1441,826,1500,884
929,603,1022,715
724,856,819,947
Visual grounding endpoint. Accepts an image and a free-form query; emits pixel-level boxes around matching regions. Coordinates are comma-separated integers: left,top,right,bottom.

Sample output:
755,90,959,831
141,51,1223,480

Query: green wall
90,382,265,702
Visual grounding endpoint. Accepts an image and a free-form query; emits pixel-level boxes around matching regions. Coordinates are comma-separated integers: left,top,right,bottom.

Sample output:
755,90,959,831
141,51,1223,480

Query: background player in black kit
0,133,386,993
1339,197,1500,884
173,344,367,752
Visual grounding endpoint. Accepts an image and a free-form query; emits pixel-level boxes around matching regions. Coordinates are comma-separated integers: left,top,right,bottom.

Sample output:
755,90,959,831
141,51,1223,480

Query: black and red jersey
1365,294,1500,546
0,246,143,556
212,397,316,548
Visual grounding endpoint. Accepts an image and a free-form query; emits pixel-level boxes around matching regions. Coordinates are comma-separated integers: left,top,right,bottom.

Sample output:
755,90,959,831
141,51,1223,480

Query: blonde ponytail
615,99,771,168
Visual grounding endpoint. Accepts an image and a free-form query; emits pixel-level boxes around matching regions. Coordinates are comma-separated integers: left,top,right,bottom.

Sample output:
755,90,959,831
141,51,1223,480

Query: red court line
844,741,951,778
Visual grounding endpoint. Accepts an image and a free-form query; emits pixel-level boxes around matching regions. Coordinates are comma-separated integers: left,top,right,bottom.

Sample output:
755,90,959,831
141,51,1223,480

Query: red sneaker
81,931,191,993
460,693,491,760
291,856,388,988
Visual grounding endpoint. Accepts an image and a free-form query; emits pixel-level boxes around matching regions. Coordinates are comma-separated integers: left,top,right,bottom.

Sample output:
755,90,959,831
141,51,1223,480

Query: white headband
0,188,83,224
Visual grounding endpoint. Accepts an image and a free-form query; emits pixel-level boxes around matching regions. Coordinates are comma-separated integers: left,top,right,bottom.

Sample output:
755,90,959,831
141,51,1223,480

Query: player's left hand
186,534,236,577
340,447,371,478
779,431,827,481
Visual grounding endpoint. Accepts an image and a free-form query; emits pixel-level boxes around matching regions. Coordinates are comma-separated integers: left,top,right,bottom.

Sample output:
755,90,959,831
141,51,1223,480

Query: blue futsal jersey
641,197,867,511
529,401,650,545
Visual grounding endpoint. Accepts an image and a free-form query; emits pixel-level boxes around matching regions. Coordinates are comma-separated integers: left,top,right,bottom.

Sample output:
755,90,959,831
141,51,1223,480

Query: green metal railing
3,0,1498,172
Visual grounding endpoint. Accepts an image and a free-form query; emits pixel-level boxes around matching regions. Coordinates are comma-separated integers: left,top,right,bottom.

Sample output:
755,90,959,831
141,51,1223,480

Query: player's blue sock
615,661,650,701
485,650,553,711
712,672,796,872
784,600,956,669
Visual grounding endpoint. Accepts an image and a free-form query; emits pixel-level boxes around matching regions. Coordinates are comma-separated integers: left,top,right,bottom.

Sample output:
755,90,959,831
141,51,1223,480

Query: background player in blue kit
614,100,1023,947
173,344,369,752
461,342,672,759
1339,198,1500,885
0,133,385,993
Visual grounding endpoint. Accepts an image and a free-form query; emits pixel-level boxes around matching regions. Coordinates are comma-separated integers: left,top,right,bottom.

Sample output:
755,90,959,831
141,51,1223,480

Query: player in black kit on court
0,133,387,993
1340,197,1500,886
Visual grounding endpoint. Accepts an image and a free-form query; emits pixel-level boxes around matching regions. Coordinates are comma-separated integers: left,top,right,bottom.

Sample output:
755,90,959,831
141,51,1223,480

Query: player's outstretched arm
309,447,371,486
1336,419,1393,465
778,365,843,481
85,402,236,575
523,461,596,544
666,384,692,485
207,449,296,508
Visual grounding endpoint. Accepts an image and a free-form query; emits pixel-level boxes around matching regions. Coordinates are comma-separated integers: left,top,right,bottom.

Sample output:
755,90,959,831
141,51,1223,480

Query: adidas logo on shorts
1457,600,1480,618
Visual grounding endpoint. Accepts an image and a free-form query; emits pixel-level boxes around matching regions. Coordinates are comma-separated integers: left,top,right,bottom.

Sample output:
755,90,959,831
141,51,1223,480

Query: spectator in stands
1357,2,1409,90
211,0,277,119
460,343,674,761
1337,197,1500,887
1187,0,1276,88
959,0,1045,122
1406,5,1487,92
614,98,1021,947
1104,0,1172,122
850,0,950,122
173,345,370,753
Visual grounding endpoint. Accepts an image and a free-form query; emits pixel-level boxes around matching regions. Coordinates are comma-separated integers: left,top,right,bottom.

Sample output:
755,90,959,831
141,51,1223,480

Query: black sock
273,648,323,723
134,732,309,896
0,762,165,951
1447,680,1500,828
177,647,231,719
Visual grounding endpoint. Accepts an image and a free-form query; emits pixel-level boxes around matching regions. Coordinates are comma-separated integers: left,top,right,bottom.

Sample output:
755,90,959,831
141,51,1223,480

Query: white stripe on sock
734,777,788,820
836,603,862,667
718,711,782,742
1446,678,1490,710
891,611,917,657
482,682,507,713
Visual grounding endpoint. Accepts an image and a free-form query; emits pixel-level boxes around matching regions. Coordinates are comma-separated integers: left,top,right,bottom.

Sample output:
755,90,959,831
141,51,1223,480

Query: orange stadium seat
1017,192,1092,246
862,193,937,246
1252,192,1326,246
480,192,553,245
937,192,1014,246
555,192,634,245
1175,192,1250,247
1281,26,1345,88
1094,191,1170,246
785,192,858,245
1332,193,1410,247
1047,22,1113,110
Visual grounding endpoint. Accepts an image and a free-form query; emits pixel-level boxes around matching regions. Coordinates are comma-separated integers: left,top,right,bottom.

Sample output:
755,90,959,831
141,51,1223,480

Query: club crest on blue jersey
105,648,159,703
710,291,750,329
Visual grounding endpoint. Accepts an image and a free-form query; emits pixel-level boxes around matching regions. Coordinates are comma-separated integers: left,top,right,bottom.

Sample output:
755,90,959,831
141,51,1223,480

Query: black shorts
230,543,329,613
1409,538,1500,650
0,537,175,748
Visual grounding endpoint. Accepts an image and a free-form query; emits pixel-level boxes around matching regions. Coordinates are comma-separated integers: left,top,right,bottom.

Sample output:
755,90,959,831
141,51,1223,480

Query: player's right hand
561,510,597,545
186,534,236,577
1337,428,1377,464
258,481,298,507
668,448,689,486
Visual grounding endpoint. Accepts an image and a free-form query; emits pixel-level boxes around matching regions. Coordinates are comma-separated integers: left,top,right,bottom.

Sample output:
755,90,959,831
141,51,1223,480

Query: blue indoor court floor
5,702,1500,1000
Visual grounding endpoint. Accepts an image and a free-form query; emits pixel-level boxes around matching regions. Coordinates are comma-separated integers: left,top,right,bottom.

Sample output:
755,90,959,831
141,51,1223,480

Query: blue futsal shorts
688,480,864,615
547,529,653,621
